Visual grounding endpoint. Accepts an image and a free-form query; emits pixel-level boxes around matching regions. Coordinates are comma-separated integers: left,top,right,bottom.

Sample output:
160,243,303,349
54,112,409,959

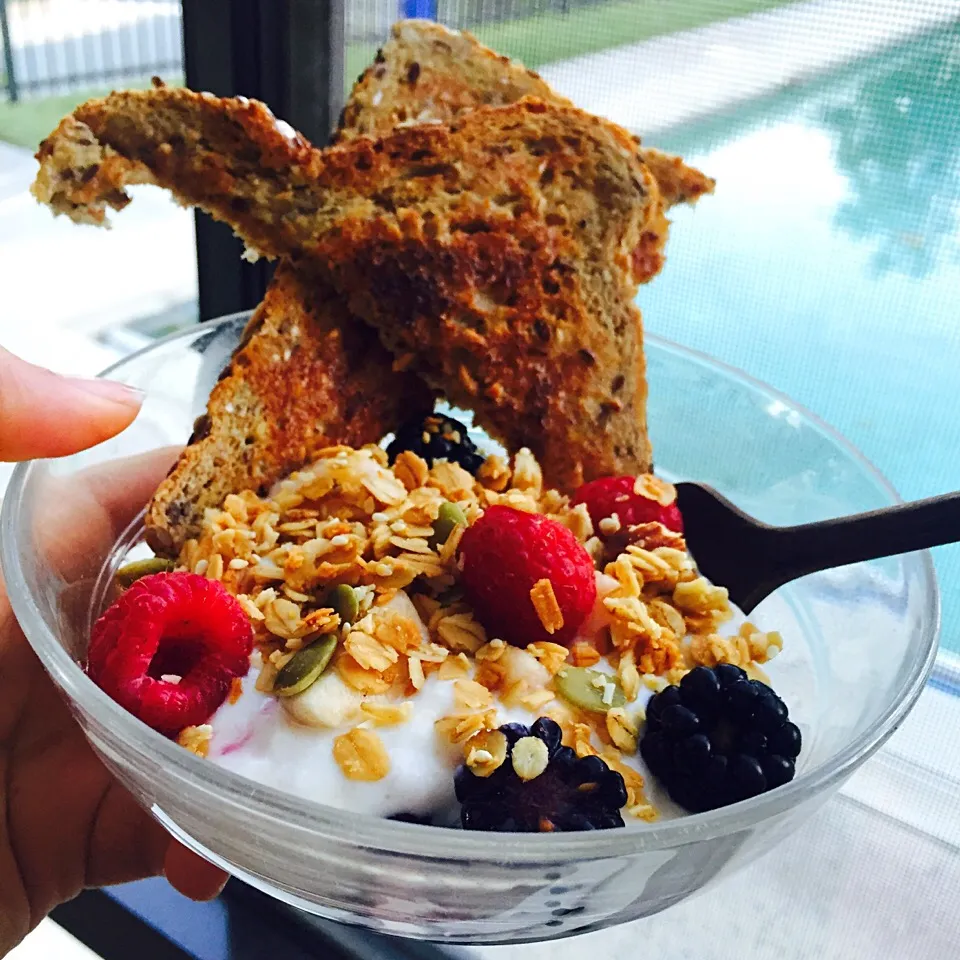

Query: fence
0,0,183,102
351,0,596,42
1,0,606,102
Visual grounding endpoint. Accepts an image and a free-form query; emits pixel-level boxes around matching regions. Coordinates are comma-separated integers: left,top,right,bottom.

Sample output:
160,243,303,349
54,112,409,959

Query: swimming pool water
643,22,960,653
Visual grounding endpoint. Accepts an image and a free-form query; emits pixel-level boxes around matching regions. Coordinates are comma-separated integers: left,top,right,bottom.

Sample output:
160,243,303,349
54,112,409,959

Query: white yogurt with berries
203,580,799,824
210,665,532,821
206,591,537,820
94,439,807,827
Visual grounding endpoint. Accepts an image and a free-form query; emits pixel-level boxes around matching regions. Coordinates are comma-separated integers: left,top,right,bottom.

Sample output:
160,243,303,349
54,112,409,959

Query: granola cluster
174,443,782,819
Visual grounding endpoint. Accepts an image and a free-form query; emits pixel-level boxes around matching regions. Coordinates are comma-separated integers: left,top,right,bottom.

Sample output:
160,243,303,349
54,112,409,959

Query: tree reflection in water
820,23,960,279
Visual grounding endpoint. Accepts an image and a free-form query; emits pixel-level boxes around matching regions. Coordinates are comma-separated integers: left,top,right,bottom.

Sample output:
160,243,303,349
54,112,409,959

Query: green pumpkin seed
322,584,359,626
431,501,467,548
555,666,626,714
115,557,177,588
274,635,339,697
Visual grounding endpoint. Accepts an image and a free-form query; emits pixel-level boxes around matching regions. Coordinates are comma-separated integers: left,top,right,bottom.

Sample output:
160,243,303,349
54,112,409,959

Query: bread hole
356,153,372,171
539,166,555,186
453,219,492,235
372,190,396,212
598,403,617,425
542,276,561,295
525,135,560,157
404,162,458,181
533,318,550,342
611,374,625,393
454,307,487,333
545,213,565,227
563,136,582,150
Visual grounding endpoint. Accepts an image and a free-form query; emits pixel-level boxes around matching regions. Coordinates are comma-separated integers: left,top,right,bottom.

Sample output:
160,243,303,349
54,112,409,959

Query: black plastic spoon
674,482,960,613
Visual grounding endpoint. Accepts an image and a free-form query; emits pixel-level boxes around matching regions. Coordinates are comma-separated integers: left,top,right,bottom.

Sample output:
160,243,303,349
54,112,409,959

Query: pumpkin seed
274,635,339,697
555,666,626,714
323,584,359,626
115,557,176,588
431,501,467,548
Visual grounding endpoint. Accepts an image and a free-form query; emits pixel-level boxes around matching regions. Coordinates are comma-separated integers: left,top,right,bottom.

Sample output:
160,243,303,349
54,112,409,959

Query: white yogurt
207,591,532,820
205,587,798,824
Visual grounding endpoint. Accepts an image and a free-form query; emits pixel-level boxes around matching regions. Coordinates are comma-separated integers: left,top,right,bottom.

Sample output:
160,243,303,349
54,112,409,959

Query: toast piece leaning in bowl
144,16,710,549
337,18,715,213
145,264,433,555
33,89,661,491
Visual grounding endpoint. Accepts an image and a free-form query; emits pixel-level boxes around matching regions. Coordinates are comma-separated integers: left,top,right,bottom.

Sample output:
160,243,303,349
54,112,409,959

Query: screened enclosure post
0,0,17,103
181,0,345,321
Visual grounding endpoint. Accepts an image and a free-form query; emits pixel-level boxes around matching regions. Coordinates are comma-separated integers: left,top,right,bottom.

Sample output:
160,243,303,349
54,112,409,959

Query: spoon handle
764,490,960,581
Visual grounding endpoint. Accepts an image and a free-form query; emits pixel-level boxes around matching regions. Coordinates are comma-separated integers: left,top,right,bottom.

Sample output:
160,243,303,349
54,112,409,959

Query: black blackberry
640,665,802,813
456,718,627,832
386,413,485,474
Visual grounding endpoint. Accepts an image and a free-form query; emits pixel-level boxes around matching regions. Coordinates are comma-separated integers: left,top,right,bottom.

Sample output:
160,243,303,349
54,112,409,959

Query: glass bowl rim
0,312,940,864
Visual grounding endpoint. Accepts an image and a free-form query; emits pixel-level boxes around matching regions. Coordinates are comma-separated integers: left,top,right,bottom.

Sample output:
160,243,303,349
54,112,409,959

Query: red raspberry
87,572,254,736
459,506,596,647
572,475,683,534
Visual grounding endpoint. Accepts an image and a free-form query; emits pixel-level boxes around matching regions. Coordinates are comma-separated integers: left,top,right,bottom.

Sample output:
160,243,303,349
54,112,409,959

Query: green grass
0,88,111,149
0,77,179,150
1,0,797,149
346,0,799,88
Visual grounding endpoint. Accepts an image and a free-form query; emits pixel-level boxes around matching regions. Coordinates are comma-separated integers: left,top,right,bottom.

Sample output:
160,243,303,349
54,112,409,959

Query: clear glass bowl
0,314,939,944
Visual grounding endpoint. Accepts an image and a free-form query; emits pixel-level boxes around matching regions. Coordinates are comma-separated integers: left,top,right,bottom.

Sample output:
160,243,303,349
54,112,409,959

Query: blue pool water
643,23,960,654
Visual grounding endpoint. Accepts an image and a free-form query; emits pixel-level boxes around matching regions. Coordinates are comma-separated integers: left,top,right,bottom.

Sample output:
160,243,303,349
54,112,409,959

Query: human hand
0,347,227,955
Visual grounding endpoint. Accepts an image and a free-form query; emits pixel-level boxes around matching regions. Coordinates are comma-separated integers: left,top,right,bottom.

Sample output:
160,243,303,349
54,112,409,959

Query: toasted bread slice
33,90,661,489
144,263,433,555
337,19,714,212
33,86,667,285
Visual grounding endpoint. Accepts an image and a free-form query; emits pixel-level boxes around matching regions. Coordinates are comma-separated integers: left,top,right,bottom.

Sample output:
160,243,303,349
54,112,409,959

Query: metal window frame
181,0,345,320
51,878,471,959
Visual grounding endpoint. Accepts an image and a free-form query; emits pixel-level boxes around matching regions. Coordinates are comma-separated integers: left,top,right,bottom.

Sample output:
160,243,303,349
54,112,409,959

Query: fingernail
65,376,145,408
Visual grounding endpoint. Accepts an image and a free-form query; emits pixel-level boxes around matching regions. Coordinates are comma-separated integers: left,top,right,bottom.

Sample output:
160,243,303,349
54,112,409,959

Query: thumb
0,346,143,462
